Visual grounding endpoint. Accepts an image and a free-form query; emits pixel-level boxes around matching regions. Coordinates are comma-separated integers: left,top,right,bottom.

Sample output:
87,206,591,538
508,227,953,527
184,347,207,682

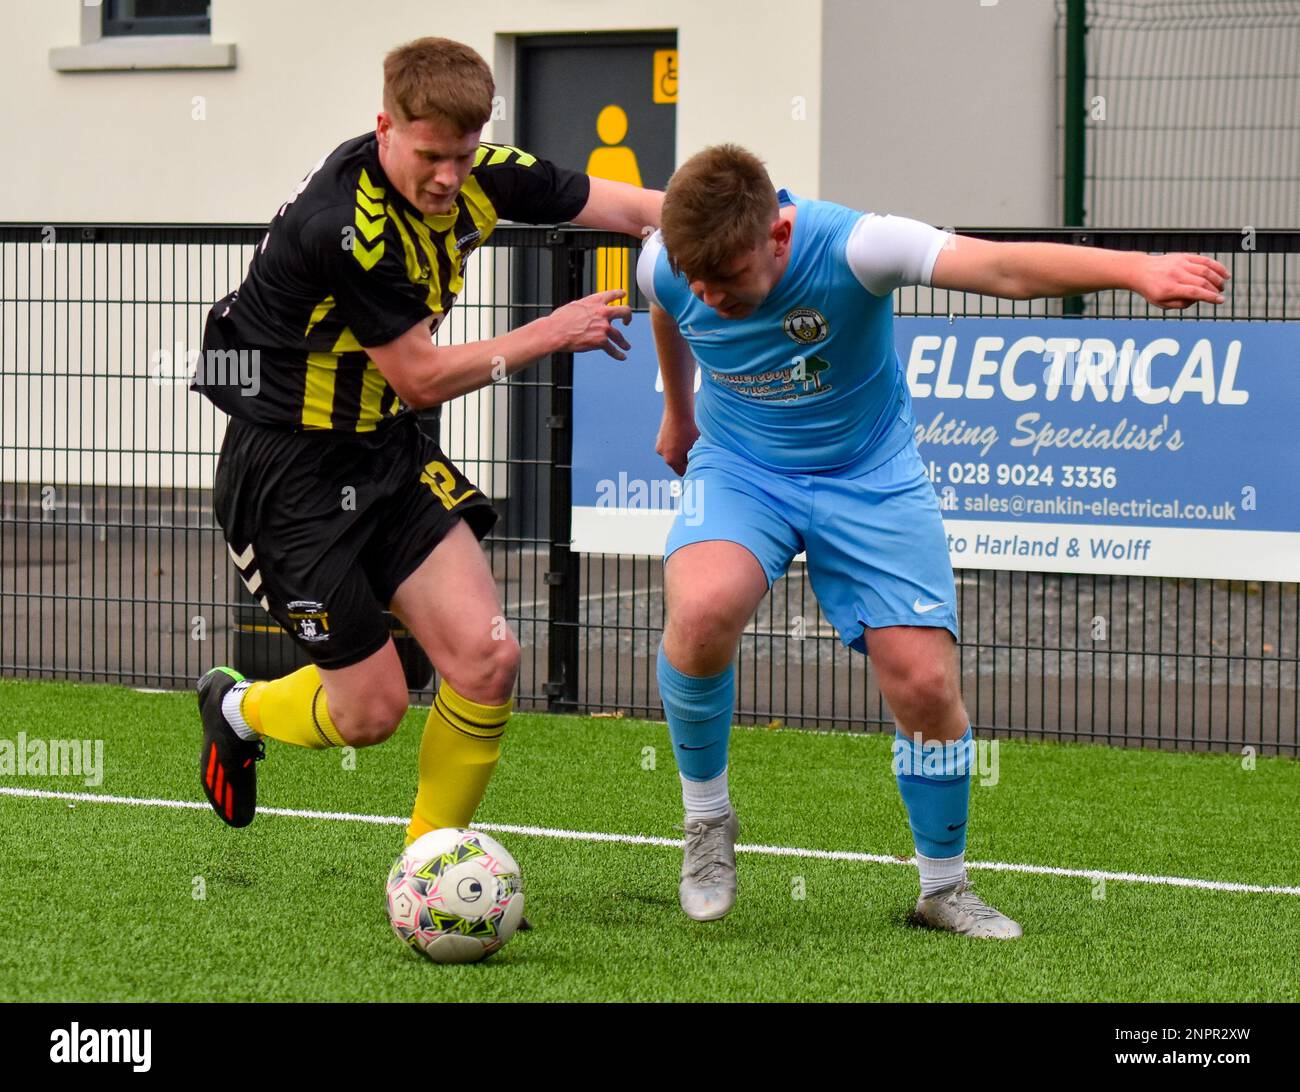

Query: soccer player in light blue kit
637,145,1228,937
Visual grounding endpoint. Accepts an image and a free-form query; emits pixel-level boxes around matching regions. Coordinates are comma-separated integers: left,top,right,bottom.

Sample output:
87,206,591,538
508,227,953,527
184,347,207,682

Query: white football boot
914,878,1023,939
678,808,740,921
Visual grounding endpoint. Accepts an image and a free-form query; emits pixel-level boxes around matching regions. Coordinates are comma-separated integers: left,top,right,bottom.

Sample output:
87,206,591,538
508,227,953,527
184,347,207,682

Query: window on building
101,0,211,38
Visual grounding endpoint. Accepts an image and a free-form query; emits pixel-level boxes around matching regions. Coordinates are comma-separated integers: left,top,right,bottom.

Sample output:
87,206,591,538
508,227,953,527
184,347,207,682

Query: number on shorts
419,460,475,511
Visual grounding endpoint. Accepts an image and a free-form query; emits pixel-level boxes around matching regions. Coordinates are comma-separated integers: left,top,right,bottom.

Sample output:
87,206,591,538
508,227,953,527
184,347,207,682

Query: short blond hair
383,38,494,133
661,144,779,280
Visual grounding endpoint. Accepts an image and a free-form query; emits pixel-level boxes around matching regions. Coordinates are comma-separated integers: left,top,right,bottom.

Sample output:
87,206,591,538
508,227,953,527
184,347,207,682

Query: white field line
3,785,1298,897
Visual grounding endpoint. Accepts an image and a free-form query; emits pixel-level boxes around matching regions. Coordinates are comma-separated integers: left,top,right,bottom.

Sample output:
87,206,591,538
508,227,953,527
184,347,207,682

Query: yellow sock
406,681,511,845
241,664,346,749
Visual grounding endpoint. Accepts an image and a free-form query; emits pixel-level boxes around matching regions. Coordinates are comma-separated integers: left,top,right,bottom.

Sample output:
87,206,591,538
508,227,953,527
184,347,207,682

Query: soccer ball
385,828,525,964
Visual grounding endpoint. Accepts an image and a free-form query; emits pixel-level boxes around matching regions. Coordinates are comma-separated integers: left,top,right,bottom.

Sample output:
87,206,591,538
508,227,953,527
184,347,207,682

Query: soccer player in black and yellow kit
191,39,661,849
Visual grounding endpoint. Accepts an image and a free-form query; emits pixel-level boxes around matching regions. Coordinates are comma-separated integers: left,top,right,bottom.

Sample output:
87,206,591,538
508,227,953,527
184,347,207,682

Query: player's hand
1132,253,1229,310
548,289,634,360
656,411,699,477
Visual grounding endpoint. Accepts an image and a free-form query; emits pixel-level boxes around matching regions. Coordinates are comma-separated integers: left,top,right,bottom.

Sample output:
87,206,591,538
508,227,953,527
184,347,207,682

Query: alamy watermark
891,732,999,787
594,472,704,526
50,1023,151,1072
1,733,104,787
149,342,261,396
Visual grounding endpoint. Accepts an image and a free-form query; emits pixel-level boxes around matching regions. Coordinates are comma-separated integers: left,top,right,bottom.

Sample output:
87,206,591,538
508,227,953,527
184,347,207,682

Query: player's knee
444,629,519,705
667,598,745,662
481,631,521,699
332,682,409,747
887,661,959,725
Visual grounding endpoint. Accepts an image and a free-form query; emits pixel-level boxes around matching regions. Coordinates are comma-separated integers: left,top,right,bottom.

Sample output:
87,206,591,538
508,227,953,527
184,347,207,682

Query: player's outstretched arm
650,302,699,477
572,176,664,238
366,289,633,409
930,235,1229,310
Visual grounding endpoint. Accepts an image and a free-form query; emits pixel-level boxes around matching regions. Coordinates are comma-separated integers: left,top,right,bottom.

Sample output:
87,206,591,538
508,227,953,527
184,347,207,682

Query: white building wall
10,0,825,221
3,0,825,488
819,0,1060,227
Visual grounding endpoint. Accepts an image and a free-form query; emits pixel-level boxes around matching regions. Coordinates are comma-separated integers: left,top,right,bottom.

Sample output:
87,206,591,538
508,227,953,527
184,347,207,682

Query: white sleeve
636,230,665,309
845,214,952,297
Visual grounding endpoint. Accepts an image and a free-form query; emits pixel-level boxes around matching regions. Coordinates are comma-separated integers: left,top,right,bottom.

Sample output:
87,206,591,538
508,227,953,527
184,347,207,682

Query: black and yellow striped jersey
195,132,589,432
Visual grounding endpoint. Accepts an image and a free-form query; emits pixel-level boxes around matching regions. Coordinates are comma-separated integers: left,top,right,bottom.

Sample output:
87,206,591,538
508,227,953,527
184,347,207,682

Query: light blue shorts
664,440,959,653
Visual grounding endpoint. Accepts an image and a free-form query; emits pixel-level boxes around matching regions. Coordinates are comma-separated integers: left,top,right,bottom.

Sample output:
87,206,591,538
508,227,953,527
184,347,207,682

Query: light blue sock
892,727,973,859
657,643,734,782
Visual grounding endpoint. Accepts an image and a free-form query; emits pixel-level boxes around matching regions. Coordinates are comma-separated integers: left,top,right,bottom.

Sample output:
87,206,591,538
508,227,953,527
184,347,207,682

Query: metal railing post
544,232,582,713
1063,0,1088,316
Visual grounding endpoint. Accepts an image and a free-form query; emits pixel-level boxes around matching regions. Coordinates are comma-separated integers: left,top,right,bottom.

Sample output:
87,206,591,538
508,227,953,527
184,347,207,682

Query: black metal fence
2,223,1297,754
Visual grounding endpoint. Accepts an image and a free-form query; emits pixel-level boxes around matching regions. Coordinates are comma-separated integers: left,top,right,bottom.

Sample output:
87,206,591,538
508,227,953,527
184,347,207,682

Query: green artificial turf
1,679,1297,1002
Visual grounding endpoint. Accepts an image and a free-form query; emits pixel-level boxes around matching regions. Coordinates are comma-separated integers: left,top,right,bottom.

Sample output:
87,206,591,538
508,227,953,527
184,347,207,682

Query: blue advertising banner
571,315,1300,581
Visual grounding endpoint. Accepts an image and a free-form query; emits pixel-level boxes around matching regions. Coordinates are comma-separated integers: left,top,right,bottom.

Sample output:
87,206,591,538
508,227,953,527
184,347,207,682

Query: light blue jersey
638,189,947,475
639,190,959,653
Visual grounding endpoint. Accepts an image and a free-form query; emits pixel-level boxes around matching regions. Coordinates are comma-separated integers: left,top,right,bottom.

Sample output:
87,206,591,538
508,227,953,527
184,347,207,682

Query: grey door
506,32,677,540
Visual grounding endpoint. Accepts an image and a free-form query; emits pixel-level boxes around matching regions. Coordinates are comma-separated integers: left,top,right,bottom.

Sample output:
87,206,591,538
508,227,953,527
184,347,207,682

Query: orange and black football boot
197,666,264,828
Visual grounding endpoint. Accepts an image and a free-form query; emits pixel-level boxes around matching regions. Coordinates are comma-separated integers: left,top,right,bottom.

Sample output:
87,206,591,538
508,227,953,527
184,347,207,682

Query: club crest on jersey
783,307,828,345
287,600,330,643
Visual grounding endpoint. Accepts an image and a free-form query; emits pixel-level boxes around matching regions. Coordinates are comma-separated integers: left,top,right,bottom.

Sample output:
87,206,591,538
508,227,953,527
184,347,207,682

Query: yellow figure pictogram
585,105,643,295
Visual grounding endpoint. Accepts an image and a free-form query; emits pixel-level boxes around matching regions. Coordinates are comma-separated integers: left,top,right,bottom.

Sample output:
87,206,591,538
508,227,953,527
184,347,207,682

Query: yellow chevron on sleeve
352,237,385,271
353,166,389,270
482,142,537,167
354,207,385,243
358,167,386,201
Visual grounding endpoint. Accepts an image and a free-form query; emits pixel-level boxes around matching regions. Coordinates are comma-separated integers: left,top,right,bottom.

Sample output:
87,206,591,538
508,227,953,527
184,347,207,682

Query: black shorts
213,413,497,670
